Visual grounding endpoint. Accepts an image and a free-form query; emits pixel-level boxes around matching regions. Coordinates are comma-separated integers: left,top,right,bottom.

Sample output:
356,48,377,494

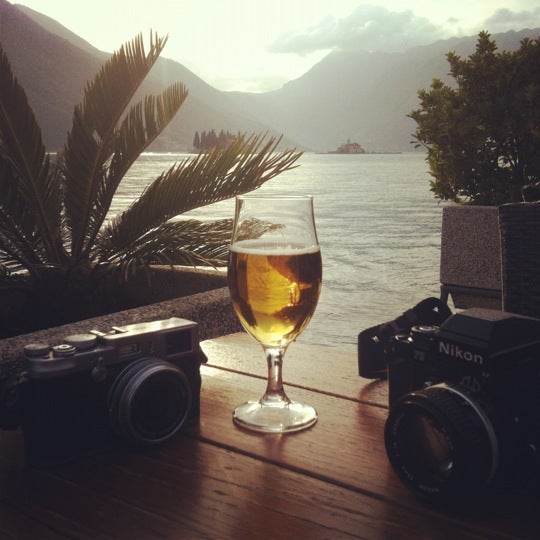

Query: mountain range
1,0,539,153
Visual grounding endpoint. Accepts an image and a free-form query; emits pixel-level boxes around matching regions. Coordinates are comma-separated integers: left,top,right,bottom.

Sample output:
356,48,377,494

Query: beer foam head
231,239,320,255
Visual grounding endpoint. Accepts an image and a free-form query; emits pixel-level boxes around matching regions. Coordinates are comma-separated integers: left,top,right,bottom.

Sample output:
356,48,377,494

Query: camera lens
108,358,192,444
397,413,454,483
384,383,498,501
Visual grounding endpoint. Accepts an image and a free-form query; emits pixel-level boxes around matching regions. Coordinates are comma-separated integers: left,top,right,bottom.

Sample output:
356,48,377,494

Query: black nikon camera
0,317,207,465
358,302,540,502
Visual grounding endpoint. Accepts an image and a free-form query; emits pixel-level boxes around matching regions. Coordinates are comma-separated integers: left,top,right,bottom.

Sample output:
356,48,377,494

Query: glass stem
261,346,290,405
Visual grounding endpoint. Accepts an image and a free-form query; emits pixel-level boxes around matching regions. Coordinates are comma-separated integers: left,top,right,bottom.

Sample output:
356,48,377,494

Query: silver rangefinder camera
0,317,207,465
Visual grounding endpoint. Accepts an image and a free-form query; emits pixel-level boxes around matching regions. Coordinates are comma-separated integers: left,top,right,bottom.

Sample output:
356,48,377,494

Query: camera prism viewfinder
359,306,540,502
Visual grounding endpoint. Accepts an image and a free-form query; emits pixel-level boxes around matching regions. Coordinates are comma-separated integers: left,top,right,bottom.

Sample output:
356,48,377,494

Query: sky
15,0,540,92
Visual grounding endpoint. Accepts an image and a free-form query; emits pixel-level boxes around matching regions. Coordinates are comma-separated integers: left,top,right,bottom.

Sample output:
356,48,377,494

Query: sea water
109,152,445,352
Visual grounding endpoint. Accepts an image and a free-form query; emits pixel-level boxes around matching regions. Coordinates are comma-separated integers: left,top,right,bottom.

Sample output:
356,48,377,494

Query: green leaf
0,45,64,267
79,82,189,262
99,219,233,279
97,134,301,258
62,32,168,259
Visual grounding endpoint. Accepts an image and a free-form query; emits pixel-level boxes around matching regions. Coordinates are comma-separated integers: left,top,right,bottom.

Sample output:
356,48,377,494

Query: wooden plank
0,335,535,539
0,502,70,540
0,438,174,539
201,332,388,406
0,431,493,540
195,363,539,540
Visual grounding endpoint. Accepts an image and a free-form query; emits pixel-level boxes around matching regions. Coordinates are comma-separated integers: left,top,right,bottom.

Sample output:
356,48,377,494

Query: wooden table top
0,332,538,539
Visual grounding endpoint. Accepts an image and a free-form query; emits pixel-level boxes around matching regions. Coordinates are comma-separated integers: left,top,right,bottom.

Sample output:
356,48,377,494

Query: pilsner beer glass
227,194,322,432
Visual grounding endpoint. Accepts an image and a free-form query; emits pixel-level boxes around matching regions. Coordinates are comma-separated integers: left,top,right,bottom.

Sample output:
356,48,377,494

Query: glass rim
236,194,313,200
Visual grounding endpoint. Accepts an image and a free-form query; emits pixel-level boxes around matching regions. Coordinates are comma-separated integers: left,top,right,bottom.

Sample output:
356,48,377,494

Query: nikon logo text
438,341,484,365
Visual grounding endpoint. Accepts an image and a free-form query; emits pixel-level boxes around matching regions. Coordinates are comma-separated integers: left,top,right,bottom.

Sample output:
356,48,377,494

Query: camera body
0,318,207,465
359,307,540,502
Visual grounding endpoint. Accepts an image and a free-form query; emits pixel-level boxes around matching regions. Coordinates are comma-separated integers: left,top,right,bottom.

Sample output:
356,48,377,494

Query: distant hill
1,0,539,152
1,0,278,151
1,0,102,150
225,29,540,153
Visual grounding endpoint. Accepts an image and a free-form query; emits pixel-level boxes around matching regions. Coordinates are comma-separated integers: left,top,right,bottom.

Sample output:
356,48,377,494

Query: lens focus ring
384,383,498,501
108,358,192,444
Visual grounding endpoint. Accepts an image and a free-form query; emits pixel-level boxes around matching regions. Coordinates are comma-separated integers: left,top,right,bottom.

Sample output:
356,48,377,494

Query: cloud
269,4,540,56
269,5,448,55
481,7,540,33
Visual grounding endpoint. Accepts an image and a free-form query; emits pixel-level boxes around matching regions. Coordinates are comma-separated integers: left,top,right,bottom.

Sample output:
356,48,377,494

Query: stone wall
0,287,242,364
440,205,502,309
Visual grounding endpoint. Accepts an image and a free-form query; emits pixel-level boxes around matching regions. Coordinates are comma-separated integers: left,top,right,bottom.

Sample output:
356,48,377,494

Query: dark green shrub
410,32,540,205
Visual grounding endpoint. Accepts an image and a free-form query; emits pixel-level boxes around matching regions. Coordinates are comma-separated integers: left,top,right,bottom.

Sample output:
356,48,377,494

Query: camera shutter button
53,334,97,357
52,344,77,357
65,334,97,350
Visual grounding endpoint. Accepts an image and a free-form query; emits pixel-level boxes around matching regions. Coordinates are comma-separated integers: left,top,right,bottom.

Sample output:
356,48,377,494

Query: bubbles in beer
228,240,322,347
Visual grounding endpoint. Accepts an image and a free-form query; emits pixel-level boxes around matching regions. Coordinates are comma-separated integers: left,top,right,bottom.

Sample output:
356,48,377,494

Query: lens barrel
384,383,498,501
108,358,192,444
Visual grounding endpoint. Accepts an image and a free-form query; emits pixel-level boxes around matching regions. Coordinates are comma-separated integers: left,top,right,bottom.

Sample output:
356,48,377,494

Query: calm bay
110,152,445,352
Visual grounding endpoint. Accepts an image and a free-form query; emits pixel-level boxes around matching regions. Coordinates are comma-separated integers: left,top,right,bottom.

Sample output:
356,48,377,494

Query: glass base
233,400,318,433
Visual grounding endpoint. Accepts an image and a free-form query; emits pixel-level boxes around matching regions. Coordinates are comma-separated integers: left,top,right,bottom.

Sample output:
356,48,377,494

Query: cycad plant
0,33,301,335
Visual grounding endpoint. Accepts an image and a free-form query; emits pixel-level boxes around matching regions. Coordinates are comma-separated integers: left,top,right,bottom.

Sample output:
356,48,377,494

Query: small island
321,140,402,155
328,139,366,154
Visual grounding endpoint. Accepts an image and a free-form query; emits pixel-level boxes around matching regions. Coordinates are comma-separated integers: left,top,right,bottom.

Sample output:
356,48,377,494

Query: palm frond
62,32,168,260
0,44,63,265
0,160,44,269
115,83,188,170
97,134,301,255
80,82,189,260
97,219,233,279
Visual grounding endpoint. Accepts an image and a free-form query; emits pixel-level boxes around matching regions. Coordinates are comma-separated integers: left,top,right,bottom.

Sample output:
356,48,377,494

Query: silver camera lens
108,358,193,444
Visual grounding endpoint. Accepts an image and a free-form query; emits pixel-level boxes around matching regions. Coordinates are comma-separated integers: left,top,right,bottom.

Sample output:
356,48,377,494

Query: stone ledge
0,287,243,359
